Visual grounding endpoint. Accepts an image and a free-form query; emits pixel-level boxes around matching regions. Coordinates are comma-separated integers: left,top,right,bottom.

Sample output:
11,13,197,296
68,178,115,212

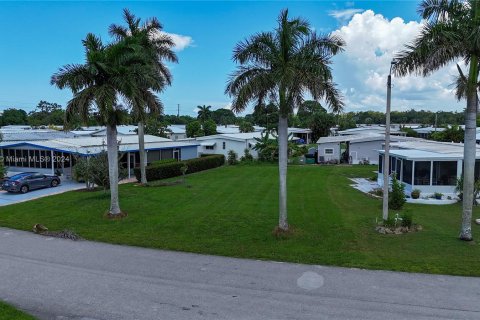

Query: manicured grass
1,164,479,276
0,301,36,320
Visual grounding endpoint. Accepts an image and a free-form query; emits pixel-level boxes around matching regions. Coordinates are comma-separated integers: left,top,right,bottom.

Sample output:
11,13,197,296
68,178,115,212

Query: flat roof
380,140,480,160
0,135,199,156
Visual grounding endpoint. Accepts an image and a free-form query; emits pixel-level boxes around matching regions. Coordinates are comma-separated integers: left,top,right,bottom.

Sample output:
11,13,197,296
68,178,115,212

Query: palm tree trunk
138,121,147,184
106,124,121,215
460,55,479,241
278,115,289,231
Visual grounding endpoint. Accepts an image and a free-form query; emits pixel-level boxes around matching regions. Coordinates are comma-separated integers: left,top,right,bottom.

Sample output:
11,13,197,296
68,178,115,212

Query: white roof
167,125,186,134
197,132,264,142
413,127,445,134
90,125,138,136
381,140,480,160
0,134,198,156
317,134,414,144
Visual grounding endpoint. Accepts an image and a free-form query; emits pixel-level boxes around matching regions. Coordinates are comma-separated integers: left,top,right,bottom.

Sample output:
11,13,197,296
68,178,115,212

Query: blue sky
0,1,464,116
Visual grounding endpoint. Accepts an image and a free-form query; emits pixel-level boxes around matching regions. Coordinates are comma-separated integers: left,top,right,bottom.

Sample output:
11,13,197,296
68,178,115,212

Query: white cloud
329,8,364,21
331,10,463,112
151,31,193,51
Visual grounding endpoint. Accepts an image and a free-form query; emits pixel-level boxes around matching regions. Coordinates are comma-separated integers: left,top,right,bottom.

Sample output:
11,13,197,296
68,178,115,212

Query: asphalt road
0,227,479,320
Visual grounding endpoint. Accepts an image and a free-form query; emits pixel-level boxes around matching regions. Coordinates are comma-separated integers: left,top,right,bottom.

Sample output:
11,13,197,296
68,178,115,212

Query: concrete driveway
0,227,479,320
0,179,84,207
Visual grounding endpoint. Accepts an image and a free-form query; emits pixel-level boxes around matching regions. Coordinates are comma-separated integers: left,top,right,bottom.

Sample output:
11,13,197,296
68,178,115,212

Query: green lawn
0,301,36,320
1,164,479,276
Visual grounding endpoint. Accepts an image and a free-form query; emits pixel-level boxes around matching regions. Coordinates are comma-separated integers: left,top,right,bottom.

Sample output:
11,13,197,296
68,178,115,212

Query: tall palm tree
109,9,178,185
197,105,212,123
226,9,345,231
51,34,150,216
393,0,480,241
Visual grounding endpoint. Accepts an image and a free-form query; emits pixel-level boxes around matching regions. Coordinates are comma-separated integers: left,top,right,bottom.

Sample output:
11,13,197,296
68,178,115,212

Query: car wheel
51,180,59,187
20,185,29,194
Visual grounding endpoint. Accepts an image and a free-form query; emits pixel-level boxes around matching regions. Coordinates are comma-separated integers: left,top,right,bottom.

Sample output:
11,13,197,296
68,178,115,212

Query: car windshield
9,173,33,181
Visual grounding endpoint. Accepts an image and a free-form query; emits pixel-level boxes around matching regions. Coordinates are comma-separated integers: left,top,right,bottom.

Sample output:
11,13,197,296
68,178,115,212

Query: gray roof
0,130,76,141
0,135,199,156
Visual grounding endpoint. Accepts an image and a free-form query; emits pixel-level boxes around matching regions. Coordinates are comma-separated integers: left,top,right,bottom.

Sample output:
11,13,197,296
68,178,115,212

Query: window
378,154,383,173
325,148,334,155
161,149,174,159
222,142,226,150
402,160,413,184
414,161,431,185
205,145,214,150
433,161,457,186
390,156,396,175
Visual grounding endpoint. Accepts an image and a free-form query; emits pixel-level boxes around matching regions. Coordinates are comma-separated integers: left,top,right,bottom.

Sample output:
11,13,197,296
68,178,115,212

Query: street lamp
383,60,396,221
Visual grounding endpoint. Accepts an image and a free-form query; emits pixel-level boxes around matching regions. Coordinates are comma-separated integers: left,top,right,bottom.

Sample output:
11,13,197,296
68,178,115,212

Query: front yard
0,164,479,276
0,301,36,320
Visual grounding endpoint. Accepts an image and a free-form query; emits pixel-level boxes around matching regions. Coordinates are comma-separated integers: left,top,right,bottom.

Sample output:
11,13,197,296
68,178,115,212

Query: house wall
198,138,258,159
167,133,187,141
180,146,198,160
317,142,340,163
349,140,383,164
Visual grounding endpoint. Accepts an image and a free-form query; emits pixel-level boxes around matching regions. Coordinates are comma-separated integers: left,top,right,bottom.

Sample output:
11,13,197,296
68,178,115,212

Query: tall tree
393,0,480,241
226,9,345,231
197,105,212,123
109,9,178,185
1,108,28,125
51,34,151,216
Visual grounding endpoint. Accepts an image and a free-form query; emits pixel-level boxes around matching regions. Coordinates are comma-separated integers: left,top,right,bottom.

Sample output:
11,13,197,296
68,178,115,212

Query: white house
166,125,187,141
196,132,262,159
336,126,406,137
377,139,480,196
317,134,414,164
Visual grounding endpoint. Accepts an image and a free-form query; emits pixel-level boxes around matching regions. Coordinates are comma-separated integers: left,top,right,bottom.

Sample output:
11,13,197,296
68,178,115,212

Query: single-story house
336,126,406,137
196,132,261,159
166,125,188,141
0,135,199,179
412,126,445,139
377,140,480,196
317,134,414,164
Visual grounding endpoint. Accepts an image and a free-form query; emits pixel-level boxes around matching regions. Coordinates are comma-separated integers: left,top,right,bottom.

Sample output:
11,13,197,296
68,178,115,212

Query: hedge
134,154,225,182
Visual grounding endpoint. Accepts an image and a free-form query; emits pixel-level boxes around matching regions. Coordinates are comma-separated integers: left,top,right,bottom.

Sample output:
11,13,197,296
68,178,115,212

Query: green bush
151,158,178,166
401,212,413,228
227,150,238,165
134,155,225,182
240,148,254,162
389,173,406,210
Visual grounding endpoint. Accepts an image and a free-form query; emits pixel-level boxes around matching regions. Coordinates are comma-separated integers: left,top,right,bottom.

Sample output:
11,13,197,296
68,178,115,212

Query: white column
430,161,433,186
457,160,463,178
411,161,415,188
127,152,131,179
50,150,55,175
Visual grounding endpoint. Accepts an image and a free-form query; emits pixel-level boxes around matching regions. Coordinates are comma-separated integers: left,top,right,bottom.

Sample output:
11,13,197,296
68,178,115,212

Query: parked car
1,172,61,194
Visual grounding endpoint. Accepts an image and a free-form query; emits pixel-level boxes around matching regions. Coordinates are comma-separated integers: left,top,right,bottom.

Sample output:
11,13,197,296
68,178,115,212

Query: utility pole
177,104,180,118
383,60,396,221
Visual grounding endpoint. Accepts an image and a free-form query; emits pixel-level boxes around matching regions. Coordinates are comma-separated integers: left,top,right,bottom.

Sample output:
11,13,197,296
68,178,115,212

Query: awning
200,142,216,147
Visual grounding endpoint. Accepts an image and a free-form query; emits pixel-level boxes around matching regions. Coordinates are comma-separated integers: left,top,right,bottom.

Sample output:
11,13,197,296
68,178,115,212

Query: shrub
389,173,406,210
0,156,6,179
151,158,177,166
401,212,413,228
369,187,383,197
434,192,443,200
411,189,421,199
73,151,127,191
240,148,254,162
227,150,238,165
134,155,225,182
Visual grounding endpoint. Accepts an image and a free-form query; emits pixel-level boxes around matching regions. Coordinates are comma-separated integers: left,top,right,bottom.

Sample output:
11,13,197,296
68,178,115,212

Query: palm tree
197,105,212,123
393,0,480,241
109,9,178,185
51,34,148,216
226,9,345,231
